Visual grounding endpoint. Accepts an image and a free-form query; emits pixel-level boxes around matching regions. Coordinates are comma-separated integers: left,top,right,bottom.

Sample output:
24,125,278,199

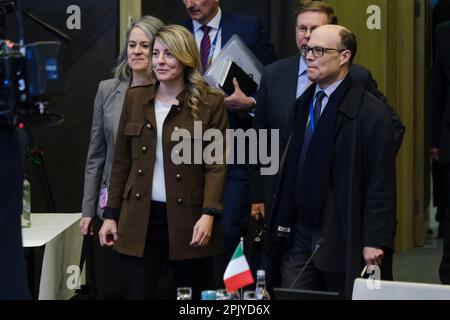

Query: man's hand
363,246,384,266
251,203,265,220
99,219,118,247
431,148,440,161
224,78,255,113
190,214,214,247
79,217,94,235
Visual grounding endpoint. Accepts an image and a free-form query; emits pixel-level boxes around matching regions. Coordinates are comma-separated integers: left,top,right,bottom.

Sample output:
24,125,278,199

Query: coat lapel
281,84,315,173
115,80,129,96
142,84,157,128
288,82,315,132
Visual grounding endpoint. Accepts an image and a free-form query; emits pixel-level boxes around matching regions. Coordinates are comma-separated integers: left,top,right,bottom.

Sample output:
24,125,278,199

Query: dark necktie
200,25,211,73
297,90,327,175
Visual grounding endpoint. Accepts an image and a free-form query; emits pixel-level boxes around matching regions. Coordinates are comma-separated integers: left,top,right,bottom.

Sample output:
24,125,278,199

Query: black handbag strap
78,235,88,272
78,234,95,285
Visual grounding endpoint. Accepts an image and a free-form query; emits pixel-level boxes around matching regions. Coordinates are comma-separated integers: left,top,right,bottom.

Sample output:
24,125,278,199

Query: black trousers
219,167,251,279
279,222,346,299
440,165,450,284
119,201,216,300
91,216,122,299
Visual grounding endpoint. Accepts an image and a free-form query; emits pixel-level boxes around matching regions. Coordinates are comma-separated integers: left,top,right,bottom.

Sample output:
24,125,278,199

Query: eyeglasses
296,26,318,34
301,45,346,58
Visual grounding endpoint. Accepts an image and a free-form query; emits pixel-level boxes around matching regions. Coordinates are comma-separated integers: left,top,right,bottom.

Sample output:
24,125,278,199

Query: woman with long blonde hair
99,25,228,299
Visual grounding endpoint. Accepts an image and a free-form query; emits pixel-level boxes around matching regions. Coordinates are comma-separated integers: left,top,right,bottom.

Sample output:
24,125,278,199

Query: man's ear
340,50,351,66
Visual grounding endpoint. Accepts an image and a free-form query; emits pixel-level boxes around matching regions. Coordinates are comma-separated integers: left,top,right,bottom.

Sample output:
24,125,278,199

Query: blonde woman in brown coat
99,25,228,299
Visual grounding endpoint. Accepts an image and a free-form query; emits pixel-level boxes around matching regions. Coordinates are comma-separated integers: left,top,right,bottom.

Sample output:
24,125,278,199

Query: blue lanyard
309,98,316,131
205,26,221,70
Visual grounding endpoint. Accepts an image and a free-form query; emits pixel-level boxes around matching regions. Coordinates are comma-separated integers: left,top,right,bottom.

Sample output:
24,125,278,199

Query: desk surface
22,213,81,247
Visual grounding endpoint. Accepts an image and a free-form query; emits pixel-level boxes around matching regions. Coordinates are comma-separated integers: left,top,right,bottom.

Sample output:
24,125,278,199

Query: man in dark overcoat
265,25,397,299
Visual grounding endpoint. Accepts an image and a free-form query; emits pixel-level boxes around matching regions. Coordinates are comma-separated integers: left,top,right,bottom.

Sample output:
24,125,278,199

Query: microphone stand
289,239,323,289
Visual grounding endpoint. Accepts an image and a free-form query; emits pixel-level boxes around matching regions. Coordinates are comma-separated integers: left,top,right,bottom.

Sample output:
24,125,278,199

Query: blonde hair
114,15,165,81
152,24,221,119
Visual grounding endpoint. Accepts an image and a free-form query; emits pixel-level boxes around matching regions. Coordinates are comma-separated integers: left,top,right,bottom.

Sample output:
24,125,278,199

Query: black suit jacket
431,21,450,163
182,11,276,67
0,127,29,299
251,55,405,203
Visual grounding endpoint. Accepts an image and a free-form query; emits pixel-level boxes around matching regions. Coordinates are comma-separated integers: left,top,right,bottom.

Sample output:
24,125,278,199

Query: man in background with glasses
267,24,396,299
250,0,403,291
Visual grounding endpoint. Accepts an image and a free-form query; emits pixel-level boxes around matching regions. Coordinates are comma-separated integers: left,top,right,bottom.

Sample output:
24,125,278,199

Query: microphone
289,238,324,289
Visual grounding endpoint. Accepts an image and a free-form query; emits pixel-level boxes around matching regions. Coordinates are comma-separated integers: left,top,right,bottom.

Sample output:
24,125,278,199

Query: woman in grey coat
80,15,164,299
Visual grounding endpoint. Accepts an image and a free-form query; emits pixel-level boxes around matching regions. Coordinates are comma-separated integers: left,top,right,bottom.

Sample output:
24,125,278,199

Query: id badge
99,186,108,209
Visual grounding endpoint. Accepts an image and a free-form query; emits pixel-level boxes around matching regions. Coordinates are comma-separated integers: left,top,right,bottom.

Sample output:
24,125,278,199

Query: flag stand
223,236,254,298
240,237,244,300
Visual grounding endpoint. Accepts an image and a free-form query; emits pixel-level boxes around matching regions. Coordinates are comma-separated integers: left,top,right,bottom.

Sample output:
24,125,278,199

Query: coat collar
144,82,189,106
301,73,364,120
142,82,189,125
337,73,365,119
292,72,362,127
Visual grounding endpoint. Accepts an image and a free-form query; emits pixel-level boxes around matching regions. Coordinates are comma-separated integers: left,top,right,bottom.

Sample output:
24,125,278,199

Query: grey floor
392,198,443,284
393,231,442,284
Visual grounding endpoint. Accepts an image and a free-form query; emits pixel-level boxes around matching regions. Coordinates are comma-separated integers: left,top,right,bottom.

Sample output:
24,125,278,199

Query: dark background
6,0,119,213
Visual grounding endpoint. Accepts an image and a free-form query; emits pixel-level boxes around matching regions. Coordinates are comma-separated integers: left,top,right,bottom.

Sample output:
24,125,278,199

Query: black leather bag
70,235,97,300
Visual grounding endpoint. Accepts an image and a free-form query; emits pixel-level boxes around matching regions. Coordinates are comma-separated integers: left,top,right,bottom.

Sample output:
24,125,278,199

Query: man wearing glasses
268,24,396,299
250,1,403,289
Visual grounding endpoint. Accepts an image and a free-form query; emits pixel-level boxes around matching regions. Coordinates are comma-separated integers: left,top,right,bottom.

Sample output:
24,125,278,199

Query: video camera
0,0,65,128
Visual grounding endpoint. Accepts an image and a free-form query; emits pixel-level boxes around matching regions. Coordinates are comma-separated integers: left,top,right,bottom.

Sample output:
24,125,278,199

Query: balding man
265,25,397,298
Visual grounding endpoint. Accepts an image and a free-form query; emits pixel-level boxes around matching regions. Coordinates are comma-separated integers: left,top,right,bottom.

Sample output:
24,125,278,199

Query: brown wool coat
106,83,228,259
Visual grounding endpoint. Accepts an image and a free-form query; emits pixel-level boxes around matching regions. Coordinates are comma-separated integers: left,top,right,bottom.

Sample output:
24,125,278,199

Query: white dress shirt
152,99,172,202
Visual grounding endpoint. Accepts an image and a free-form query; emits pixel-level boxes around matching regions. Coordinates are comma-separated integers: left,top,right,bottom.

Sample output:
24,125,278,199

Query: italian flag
223,241,254,292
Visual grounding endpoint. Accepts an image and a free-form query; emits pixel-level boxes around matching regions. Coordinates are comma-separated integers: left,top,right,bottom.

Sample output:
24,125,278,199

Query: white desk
22,213,84,300
352,278,450,300
22,213,81,247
